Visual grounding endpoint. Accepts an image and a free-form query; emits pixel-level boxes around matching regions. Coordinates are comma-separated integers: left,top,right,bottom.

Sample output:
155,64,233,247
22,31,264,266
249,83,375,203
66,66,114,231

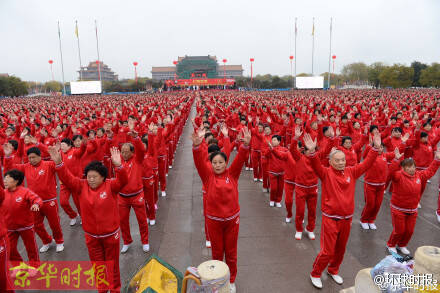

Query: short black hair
87,129,96,137
209,151,227,163
420,131,429,138
84,161,108,179
207,144,221,154
61,138,73,147
423,122,432,128
204,132,214,139
8,139,19,151
27,147,41,157
5,169,25,186
271,135,281,142
323,126,329,134
141,134,148,148
341,136,352,145
72,134,83,142
392,127,403,134
369,125,378,133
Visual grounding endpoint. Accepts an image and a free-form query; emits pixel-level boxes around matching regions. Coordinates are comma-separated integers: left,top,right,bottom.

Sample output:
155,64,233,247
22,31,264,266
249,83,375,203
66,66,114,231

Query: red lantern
96,60,100,65
332,55,336,59
173,61,178,65
48,60,53,64
202,73,206,77
222,59,227,63
133,62,138,66
289,55,294,60
250,58,254,62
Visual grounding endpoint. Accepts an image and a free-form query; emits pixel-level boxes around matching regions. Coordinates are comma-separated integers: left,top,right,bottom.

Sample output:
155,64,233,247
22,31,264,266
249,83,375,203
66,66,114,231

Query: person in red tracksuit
59,138,86,226
263,135,288,207
118,129,150,254
0,188,11,293
49,146,127,293
156,122,168,197
3,145,64,253
359,143,395,230
191,127,251,293
250,122,264,182
2,169,42,269
304,133,381,289
282,151,296,223
386,149,440,256
141,129,157,226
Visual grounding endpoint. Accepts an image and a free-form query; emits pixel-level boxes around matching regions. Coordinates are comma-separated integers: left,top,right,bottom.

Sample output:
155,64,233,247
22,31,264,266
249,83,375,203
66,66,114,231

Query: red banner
165,78,235,87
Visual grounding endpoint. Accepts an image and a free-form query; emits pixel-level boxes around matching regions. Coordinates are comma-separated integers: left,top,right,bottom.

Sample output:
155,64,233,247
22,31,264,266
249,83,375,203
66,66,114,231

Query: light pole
332,55,336,88
173,60,178,81
48,60,54,81
250,58,254,88
289,55,294,88
133,61,138,84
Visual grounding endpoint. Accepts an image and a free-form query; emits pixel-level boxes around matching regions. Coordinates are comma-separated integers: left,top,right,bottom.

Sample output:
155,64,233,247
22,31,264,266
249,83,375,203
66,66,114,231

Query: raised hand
48,145,62,165
3,143,13,157
303,133,317,152
110,147,122,167
336,127,341,137
220,124,229,137
242,127,251,146
401,133,410,143
294,126,303,139
372,133,381,148
394,147,403,160
191,131,203,146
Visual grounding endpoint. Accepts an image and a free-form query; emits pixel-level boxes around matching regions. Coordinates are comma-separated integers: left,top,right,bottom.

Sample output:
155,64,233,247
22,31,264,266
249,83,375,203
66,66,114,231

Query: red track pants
34,199,64,245
387,208,417,248
261,159,269,189
269,173,284,203
118,193,149,245
158,155,167,192
85,231,121,293
7,228,39,264
206,215,240,283
311,216,352,278
360,183,385,223
153,168,159,204
295,186,318,232
251,150,262,180
142,177,156,221
59,184,81,219
284,181,295,219
0,236,14,293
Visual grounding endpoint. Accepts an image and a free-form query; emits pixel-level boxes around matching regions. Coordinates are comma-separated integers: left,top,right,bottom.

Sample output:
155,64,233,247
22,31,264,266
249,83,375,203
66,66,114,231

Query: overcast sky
1,0,439,82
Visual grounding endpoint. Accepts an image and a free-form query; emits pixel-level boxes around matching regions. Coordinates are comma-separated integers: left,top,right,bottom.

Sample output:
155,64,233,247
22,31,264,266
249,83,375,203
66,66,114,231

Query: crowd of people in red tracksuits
1,88,440,292
190,88,440,290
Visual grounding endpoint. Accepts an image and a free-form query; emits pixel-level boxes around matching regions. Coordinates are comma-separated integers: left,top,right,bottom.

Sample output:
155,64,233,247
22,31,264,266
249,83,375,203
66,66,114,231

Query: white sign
70,81,102,94
295,76,324,89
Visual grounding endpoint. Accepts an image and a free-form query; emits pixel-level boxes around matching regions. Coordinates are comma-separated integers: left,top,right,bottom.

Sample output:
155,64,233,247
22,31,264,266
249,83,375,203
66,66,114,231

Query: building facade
78,61,118,81
151,56,243,81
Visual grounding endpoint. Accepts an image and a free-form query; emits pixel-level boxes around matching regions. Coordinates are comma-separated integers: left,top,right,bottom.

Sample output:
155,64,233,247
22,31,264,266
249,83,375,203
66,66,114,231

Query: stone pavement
16,104,440,292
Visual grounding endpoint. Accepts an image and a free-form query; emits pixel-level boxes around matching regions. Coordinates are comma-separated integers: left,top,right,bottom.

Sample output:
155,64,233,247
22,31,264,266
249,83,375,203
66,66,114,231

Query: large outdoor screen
70,81,102,94
295,76,324,89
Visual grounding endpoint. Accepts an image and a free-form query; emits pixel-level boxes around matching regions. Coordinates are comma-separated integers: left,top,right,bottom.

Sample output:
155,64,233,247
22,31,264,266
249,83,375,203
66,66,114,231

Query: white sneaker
206,241,211,248
360,222,370,230
369,223,377,230
436,212,440,223
295,231,302,240
245,167,249,171
275,202,282,208
56,243,64,253
253,178,258,182
328,272,343,285
418,203,421,208
230,282,236,293
169,165,172,169
262,187,266,192
69,217,77,226
387,246,397,254
149,219,156,226
121,244,131,254
80,217,82,225
269,201,275,207
310,275,323,289
285,217,292,223
259,178,263,182
398,246,410,255
155,204,158,210
166,174,168,177
306,230,315,240
427,179,431,183
39,241,54,253
161,191,166,197
142,244,150,252
249,168,253,171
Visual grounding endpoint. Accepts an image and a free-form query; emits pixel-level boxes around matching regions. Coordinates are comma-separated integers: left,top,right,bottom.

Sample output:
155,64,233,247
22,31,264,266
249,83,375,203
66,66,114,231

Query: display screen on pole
70,81,102,94
295,76,324,89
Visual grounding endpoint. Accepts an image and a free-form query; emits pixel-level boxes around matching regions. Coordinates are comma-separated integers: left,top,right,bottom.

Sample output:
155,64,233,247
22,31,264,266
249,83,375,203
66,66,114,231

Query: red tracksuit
4,156,64,245
282,152,296,219
157,127,168,192
59,144,86,219
264,146,288,204
119,138,149,246
361,146,394,223
193,144,249,284
387,158,440,248
55,161,128,293
308,148,378,278
2,186,42,266
142,133,157,221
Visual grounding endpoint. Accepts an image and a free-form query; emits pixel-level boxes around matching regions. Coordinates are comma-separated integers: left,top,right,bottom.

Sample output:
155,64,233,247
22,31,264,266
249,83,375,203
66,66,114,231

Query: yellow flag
75,23,79,38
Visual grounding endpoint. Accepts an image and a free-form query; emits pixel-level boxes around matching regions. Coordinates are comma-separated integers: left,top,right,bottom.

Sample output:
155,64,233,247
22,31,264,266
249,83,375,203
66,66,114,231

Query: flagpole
95,20,102,89
327,17,333,89
75,20,83,81
311,17,315,76
57,21,67,95
294,17,297,89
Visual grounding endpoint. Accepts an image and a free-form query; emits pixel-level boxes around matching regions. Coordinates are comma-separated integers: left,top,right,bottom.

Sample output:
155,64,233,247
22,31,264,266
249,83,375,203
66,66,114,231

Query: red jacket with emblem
119,137,145,196
2,186,42,230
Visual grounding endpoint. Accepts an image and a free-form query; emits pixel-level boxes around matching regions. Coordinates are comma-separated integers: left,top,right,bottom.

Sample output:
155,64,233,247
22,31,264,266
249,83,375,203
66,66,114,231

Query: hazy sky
1,0,439,82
